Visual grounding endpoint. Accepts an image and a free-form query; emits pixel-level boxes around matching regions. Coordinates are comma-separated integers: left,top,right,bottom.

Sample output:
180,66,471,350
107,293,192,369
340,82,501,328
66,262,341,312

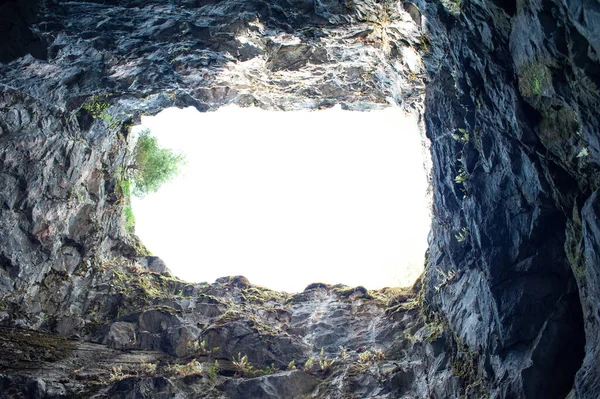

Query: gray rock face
579,190,600,398
417,0,599,397
0,0,599,398
220,370,319,399
0,283,466,398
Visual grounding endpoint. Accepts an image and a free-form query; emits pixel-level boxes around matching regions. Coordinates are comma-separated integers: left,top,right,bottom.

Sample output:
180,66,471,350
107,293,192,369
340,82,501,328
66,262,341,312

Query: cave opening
128,105,431,292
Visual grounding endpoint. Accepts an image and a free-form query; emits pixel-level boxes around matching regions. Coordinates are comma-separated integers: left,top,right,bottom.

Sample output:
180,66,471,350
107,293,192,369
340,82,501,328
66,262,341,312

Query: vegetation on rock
129,129,185,197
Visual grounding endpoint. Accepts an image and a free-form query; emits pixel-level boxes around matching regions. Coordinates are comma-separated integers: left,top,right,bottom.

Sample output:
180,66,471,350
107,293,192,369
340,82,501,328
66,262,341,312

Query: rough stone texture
0,283,466,398
0,0,599,398
579,190,600,398
418,0,599,398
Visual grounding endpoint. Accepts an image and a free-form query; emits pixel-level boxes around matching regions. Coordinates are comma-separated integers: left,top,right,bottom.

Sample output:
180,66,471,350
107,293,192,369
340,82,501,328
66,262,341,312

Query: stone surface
417,0,599,397
0,283,463,398
0,0,599,398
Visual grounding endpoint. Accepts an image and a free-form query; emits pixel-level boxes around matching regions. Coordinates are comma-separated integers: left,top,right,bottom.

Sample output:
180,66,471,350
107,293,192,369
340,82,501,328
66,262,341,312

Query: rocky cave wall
420,0,600,398
0,0,599,398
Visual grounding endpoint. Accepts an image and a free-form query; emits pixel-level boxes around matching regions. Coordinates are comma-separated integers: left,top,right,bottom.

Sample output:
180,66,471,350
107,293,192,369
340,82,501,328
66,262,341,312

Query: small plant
318,348,335,372
82,96,120,130
167,359,203,377
262,363,277,375
140,362,157,375
187,341,200,353
426,321,444,342
304,356,315,372
358,348,385,364
358,351,371,363
403,330,417,344
451,128,469,143
455,227,468,242
208,360,220,378
187,339,206,353
577,147,589,158
373,349,385,361
435,267,458,292
287,360,297,370
109,366,127,382
416,35,431,52
232,353,256,377
339,346,349,360
82,98,109,119
455,168,469,184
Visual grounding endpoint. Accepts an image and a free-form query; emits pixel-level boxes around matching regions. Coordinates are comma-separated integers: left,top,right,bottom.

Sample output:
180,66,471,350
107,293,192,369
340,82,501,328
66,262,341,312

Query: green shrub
129,129,185,197
82,97,120,130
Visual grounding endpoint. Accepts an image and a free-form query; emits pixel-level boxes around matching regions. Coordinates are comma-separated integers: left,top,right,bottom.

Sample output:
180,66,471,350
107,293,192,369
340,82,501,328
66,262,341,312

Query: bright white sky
131,105,430,293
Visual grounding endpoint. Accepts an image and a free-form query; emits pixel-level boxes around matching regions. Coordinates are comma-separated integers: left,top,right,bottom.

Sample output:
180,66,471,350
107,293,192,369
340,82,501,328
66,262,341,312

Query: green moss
451,356,472,378
426,321,444,342
123,205,135,233
137,274,164,298
130,235,152,257
416,35,431,52
334,286,373,301
427,314,489,398
241,286,288,304
0,327,76,372
217,307,244,324
466,379,490,399
104,261,187,318
518,61,552,98
377,286,420,316
538,105,580,153
117,179,131,200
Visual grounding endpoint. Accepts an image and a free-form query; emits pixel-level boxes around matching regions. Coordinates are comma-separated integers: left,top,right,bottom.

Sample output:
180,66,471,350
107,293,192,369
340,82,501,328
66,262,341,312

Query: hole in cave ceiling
129,105,431,293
